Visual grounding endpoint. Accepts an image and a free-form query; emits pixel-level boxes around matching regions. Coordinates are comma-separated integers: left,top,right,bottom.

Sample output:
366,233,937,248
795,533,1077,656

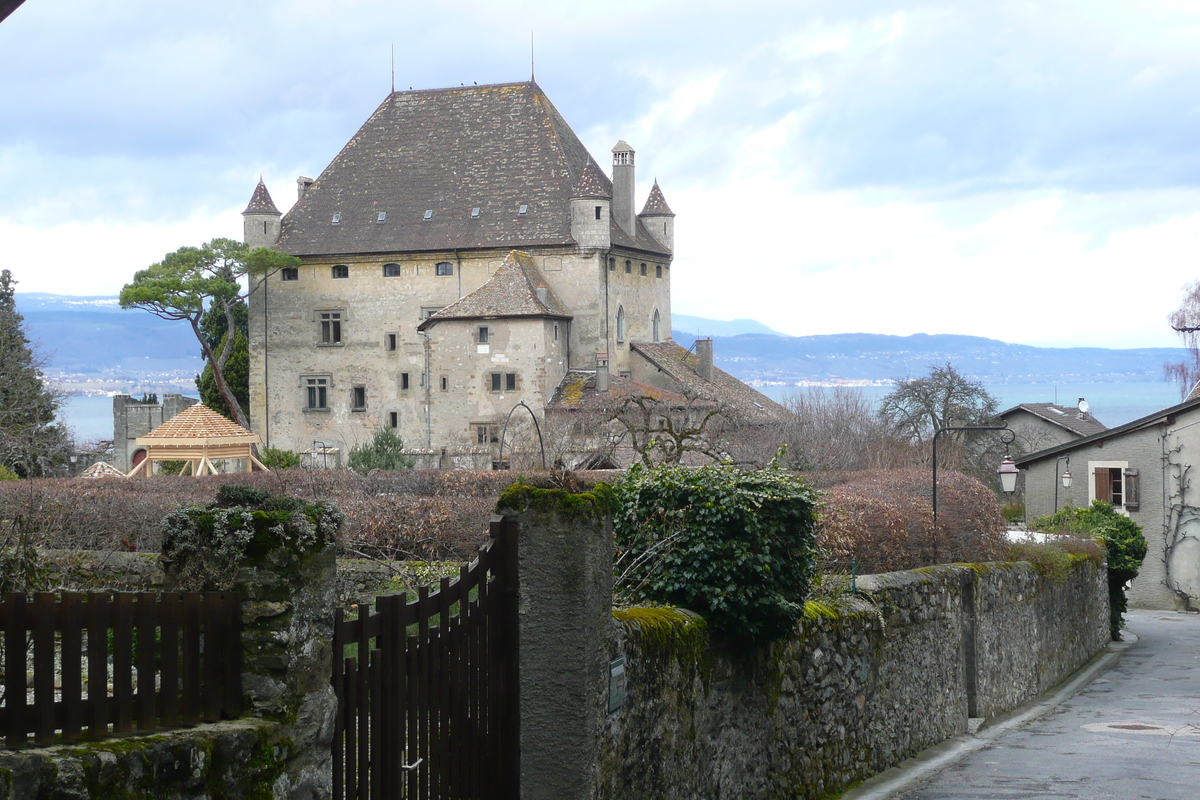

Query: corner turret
570,159,612,250
638,179,675,252
242,179,281,249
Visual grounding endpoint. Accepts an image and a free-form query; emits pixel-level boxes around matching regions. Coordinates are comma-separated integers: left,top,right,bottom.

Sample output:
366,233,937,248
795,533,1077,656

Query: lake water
60,381,1185,445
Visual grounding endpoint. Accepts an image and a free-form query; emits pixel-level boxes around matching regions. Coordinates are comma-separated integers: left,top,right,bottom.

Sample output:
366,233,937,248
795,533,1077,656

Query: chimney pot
695,338,713,381
297,176,314,200
596,353,609,393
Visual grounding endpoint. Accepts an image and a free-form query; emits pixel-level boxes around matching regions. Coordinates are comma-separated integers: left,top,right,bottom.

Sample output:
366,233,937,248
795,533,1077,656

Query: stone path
883,610,1200,799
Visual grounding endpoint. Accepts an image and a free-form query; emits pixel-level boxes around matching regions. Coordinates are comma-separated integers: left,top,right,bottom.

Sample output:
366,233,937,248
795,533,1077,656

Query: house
998,399,1107,452
1016,394,1200,610
244,81,783,466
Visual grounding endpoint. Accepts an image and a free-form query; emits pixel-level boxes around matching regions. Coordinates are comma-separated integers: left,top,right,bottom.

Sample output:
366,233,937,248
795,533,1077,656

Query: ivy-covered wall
598,556,1109,800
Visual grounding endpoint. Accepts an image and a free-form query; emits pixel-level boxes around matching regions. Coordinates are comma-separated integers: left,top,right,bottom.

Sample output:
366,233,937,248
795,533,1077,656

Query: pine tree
195,298,249,421
0,270,69,476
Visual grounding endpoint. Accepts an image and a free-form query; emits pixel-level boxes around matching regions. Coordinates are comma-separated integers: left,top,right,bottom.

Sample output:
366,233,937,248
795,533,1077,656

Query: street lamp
932,423,1014,529
1054,455,1072,512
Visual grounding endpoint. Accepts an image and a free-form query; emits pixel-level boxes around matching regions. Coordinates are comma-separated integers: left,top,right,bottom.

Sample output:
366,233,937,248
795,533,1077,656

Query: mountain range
15,294,1188,389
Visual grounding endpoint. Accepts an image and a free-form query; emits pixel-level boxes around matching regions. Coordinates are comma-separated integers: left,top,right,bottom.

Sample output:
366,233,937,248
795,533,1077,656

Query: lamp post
932,423,1015,529
1053,455,1073,512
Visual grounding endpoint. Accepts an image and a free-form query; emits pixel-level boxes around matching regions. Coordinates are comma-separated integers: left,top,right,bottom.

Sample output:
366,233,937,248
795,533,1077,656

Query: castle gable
419,250,571,328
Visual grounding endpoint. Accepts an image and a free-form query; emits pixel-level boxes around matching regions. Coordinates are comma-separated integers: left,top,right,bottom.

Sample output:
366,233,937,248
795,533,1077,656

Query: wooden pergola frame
126,434,268,477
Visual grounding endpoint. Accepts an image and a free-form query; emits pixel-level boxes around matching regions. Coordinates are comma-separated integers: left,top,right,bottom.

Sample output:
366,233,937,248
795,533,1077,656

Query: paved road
880,610,1200,799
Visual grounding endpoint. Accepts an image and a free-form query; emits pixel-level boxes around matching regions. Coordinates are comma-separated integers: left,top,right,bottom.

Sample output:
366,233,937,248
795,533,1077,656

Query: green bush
1001,502,1025,523
259,447,301,470
1033,500,1148,640
613,462,820,646
162,485,344,590
348,428,414,474
0,465,18,481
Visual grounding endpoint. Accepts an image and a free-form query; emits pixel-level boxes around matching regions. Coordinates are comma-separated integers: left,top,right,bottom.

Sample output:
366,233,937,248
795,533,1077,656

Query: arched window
616,306,626,343
652,309,661,343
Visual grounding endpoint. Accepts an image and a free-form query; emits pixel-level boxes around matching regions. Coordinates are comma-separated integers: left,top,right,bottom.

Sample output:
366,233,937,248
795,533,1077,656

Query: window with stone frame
303,376,329,411
383,263,401,277
332,264,349,279
318,311,343,345
436,262,454,276
351,385,367,411
281,267,299,281
473,423,500,445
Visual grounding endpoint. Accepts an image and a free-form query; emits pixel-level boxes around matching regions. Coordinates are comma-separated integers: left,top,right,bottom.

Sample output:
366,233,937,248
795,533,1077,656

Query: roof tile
243,180,281,216
630,341,789,420
420,250,570,327
142,404,258,440
639,180,674,217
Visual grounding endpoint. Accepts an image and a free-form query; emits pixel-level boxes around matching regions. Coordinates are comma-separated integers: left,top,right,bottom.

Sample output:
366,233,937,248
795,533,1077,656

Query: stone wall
597,556,1109,800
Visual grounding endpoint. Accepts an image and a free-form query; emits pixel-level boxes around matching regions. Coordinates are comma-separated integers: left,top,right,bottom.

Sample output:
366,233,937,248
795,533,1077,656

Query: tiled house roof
639,180,674,217
243,179,281,215
418,250,570,328
546,370,692,412
630,341,789,421
276,81,669,258
572,159,611,199
999,403,1108,437
139,404,258,441
78,462,126,479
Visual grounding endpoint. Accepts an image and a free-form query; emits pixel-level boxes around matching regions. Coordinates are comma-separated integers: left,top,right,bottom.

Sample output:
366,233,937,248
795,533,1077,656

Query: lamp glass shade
998,457,1019,494
1061,469,1072,489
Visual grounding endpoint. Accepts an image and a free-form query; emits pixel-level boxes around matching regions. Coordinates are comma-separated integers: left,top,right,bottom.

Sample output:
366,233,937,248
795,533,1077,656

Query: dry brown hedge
0,466,1004,573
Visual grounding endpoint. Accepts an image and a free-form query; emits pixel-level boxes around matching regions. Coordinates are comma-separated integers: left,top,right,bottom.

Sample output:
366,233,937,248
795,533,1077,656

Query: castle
244,81,782,467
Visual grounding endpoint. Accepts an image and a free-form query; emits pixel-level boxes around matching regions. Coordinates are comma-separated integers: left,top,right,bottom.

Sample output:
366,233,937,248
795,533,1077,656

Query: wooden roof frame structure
126,404,268,477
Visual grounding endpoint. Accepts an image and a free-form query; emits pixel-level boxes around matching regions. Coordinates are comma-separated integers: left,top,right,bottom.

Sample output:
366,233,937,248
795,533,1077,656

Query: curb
840,634,1136,800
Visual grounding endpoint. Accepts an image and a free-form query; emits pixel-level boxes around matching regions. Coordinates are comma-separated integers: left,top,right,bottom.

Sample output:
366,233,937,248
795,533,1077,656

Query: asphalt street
845,610,1200,800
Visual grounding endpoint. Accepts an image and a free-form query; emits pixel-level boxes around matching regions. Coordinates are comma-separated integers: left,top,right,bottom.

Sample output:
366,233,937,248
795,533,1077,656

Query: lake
60,381,1185,445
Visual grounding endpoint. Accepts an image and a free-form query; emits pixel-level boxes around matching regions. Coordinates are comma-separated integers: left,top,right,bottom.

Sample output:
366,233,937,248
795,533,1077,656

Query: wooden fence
333,516,520,800
0,591,242,748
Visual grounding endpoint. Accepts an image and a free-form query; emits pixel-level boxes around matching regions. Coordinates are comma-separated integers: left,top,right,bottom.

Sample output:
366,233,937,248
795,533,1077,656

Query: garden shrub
162,485,344,591
1033,500,1148,640
0,465,18,481
348,427,415,474
613,462,819,646
259,446,301,470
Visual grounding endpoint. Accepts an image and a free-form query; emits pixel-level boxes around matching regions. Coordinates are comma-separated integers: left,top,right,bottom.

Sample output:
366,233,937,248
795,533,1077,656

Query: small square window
656,264,663,278
332,264,349,279
389,412,398,429
440,376,448,391
471,207,480,218
319,311,343,344
281,267,299,281
490,373,502,392
352,386,366,411
383,263,401,277
436,262,454,276
518,204,528,215
331,213,341,225
624,260,631,274
386,333,397,351
640,263,647,276
478,326,489,344
377,212,387,222
423,209,433,220
400,372,410,391
505,373,516,392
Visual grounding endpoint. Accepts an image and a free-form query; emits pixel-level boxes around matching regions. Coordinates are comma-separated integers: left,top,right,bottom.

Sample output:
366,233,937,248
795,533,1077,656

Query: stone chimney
536,285,548,307
695,338,713,381
297,176,314,201
611,141,635,236
596,353,609,393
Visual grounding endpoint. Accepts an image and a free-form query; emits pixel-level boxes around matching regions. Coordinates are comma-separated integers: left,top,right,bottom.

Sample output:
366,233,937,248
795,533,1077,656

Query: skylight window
518,204,528,215
471,207,480,218
424,210,433,220
331,213,341,225
377,212,387,222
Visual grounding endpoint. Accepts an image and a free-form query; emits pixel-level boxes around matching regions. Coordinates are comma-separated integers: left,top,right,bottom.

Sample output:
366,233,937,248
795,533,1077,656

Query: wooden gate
333,516,520,800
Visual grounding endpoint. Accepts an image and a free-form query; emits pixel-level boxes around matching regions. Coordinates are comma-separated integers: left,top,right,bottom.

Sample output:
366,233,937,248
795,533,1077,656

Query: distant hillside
671,314,785,338
671,330,1188,385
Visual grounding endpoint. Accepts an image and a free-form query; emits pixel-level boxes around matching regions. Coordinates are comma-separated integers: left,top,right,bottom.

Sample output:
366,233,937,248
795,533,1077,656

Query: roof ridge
419,250,571,327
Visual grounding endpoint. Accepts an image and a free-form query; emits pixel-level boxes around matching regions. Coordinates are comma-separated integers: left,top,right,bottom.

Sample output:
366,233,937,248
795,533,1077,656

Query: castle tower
611,140,636,235
242,179,281,249
570,159,612,250
638,180,675,252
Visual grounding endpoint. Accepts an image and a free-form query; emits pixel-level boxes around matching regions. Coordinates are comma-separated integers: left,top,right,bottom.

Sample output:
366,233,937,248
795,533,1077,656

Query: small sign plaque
608,656,626,713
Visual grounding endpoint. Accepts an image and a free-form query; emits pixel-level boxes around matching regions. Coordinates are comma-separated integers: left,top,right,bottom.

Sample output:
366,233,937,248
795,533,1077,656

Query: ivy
613,462,819,646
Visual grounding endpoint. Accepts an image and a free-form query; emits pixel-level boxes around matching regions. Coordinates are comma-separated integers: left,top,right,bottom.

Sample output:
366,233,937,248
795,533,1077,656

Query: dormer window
331,213,341,225
518,204,528,215
471,207,480,218
423,210,433,220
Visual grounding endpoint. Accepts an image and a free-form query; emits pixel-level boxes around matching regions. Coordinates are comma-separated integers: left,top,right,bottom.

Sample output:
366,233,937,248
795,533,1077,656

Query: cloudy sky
3,0,1200,348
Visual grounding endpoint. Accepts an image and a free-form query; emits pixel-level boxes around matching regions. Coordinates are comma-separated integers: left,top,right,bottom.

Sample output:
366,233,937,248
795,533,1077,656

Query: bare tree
1167,279,1200,399
779,386,914,471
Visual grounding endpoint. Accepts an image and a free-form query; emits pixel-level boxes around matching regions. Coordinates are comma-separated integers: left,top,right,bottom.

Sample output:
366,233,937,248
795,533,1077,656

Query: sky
3,0,1200,349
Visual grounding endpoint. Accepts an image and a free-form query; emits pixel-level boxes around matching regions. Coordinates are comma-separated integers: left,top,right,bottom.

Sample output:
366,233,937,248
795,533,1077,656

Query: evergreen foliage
0,270,69,477
347,427,415,473
195,298,249,421
613,462,819,646
1033,500,1148,640
259,447,301,470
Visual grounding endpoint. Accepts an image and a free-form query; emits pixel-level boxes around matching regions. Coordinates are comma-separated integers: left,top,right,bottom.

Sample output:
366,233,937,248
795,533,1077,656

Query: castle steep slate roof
276,82,666,258
546,370,692,412
630,341,789,421
572,159,612,199
243,180,281,215
639,180,674,217
419,250,570,329
138,404,258,442
998,402,1107,437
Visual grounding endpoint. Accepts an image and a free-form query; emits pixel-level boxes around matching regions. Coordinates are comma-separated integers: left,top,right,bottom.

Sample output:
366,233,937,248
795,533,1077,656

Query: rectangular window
400,372,410,391
319,311,342,344
305,377,328,410
477,425,488,445
281,267,299,281
383,263,401,277
332,264,349,279
625,261,631,274
436,262,454,276
389,412,398,429
351,386,366,411
478,326,489,344
656,264,663,278
420,306,445,320
505,373,516,391
386,333,397,351
640,263,647,276
440,376,448,391
473,424,499,445
491,373,502,392
595,206,602,220
1092,462,1135,510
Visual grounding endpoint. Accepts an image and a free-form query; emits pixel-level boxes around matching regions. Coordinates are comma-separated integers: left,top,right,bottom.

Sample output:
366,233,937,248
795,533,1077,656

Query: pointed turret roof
418,250,570,329
138,404,259,443
243,179,281,216
639,180,674,217
572,159,612,199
